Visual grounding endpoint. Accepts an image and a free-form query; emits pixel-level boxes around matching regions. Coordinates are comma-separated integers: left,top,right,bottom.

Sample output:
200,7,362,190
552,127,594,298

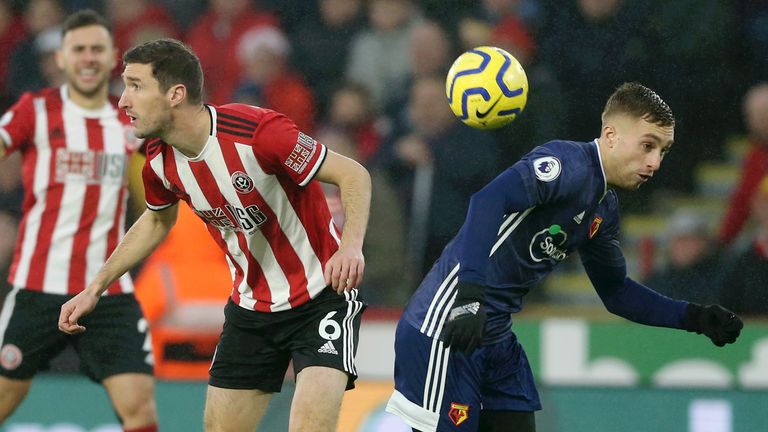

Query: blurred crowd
0,0,767,314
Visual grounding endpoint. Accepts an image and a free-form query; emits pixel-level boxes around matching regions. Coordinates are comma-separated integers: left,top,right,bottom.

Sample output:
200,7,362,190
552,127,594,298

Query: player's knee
119,397,158,425
110,384,157,424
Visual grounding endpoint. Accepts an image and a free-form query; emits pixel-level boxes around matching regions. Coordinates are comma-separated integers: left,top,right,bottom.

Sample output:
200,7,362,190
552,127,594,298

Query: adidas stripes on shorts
209,288,366,392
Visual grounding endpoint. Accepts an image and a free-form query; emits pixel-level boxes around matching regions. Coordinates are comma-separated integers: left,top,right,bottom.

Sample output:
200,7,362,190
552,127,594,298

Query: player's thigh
208,300,291,393
479,410,536,432
288,288,366,391
387,320,483,432
102,372,157,424
204,385,272,432
0,289,69,380
479,336,541,414
290,366,348,431
74,294,153,382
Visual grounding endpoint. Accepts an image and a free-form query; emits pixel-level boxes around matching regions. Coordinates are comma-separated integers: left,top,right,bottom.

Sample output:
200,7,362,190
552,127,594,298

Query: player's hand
682,303,743,347
442,282,486,354
324,245,365,294
58,290,100,334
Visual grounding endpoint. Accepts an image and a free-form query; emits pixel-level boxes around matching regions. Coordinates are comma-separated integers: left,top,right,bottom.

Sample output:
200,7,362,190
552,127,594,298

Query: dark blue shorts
386,319,541,431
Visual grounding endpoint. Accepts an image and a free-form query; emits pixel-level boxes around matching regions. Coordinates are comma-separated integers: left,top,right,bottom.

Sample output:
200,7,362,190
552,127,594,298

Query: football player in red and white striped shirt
59,39,372,431
0,10,158,432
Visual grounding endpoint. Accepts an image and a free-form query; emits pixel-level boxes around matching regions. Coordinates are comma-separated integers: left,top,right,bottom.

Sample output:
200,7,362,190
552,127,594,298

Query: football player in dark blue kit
385,83,743,432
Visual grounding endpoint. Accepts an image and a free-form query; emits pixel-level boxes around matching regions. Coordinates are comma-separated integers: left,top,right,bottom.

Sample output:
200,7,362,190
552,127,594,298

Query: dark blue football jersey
403,139,626,342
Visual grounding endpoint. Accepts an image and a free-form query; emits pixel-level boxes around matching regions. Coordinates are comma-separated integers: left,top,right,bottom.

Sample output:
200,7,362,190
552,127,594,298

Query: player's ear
168,84,186,107
55,49,65,71
602,124,617,148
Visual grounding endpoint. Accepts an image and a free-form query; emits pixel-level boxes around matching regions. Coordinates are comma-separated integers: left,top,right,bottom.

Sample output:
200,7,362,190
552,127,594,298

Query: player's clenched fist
442,282,487,354
683,303,744,347
58,290,100,334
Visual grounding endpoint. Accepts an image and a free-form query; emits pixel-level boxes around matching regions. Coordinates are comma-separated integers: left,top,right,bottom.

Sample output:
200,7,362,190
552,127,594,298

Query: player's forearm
602,277,688,328
337,164,371,250
584,260,688,328
86,206,178,296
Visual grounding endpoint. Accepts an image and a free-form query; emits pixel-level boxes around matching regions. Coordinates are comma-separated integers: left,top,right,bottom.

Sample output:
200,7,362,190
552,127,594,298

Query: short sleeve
142,156,179,211
252,112,327,186
0,92,36,154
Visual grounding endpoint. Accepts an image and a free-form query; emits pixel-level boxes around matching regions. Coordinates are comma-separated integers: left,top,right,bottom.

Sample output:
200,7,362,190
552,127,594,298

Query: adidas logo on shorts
317,340,338,355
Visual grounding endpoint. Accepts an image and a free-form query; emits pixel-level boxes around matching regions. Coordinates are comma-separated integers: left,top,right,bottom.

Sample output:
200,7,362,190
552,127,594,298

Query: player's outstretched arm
314,150,371,293
58,204,179,334
582,258,743,347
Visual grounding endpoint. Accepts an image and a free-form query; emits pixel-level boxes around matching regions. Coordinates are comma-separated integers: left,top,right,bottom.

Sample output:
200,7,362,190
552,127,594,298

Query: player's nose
647,151,662,171
118,92,130,110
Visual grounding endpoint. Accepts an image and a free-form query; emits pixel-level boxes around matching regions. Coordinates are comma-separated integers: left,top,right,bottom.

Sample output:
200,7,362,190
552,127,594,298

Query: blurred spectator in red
346,0,421,111
321,83,383,166
719,82,768,245
291,0,364,117
233,26,316,132
0,0,26,109
490,15,535,63
6,0,64,99
186,0,277,104
108,0,179,57
721,175,768,316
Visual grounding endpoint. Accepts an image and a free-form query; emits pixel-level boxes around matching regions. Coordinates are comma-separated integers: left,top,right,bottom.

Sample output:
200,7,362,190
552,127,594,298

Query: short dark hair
123,38,204,105
602,82,674,128
61,9,112,38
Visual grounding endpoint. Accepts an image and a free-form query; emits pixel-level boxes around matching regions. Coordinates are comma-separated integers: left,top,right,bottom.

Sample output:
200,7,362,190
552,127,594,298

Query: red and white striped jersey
0,86,139,295
142,104,340,312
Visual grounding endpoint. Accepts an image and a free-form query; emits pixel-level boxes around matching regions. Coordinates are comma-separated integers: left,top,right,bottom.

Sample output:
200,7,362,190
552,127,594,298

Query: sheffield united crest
231,171,254,194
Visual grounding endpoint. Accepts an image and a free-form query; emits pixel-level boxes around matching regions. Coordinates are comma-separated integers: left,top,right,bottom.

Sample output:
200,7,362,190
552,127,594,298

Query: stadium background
1,0,767,430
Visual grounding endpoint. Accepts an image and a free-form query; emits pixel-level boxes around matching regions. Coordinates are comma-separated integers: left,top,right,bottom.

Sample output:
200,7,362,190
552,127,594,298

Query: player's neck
66,85,108,110
596,137,618,186
164,104,211,158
